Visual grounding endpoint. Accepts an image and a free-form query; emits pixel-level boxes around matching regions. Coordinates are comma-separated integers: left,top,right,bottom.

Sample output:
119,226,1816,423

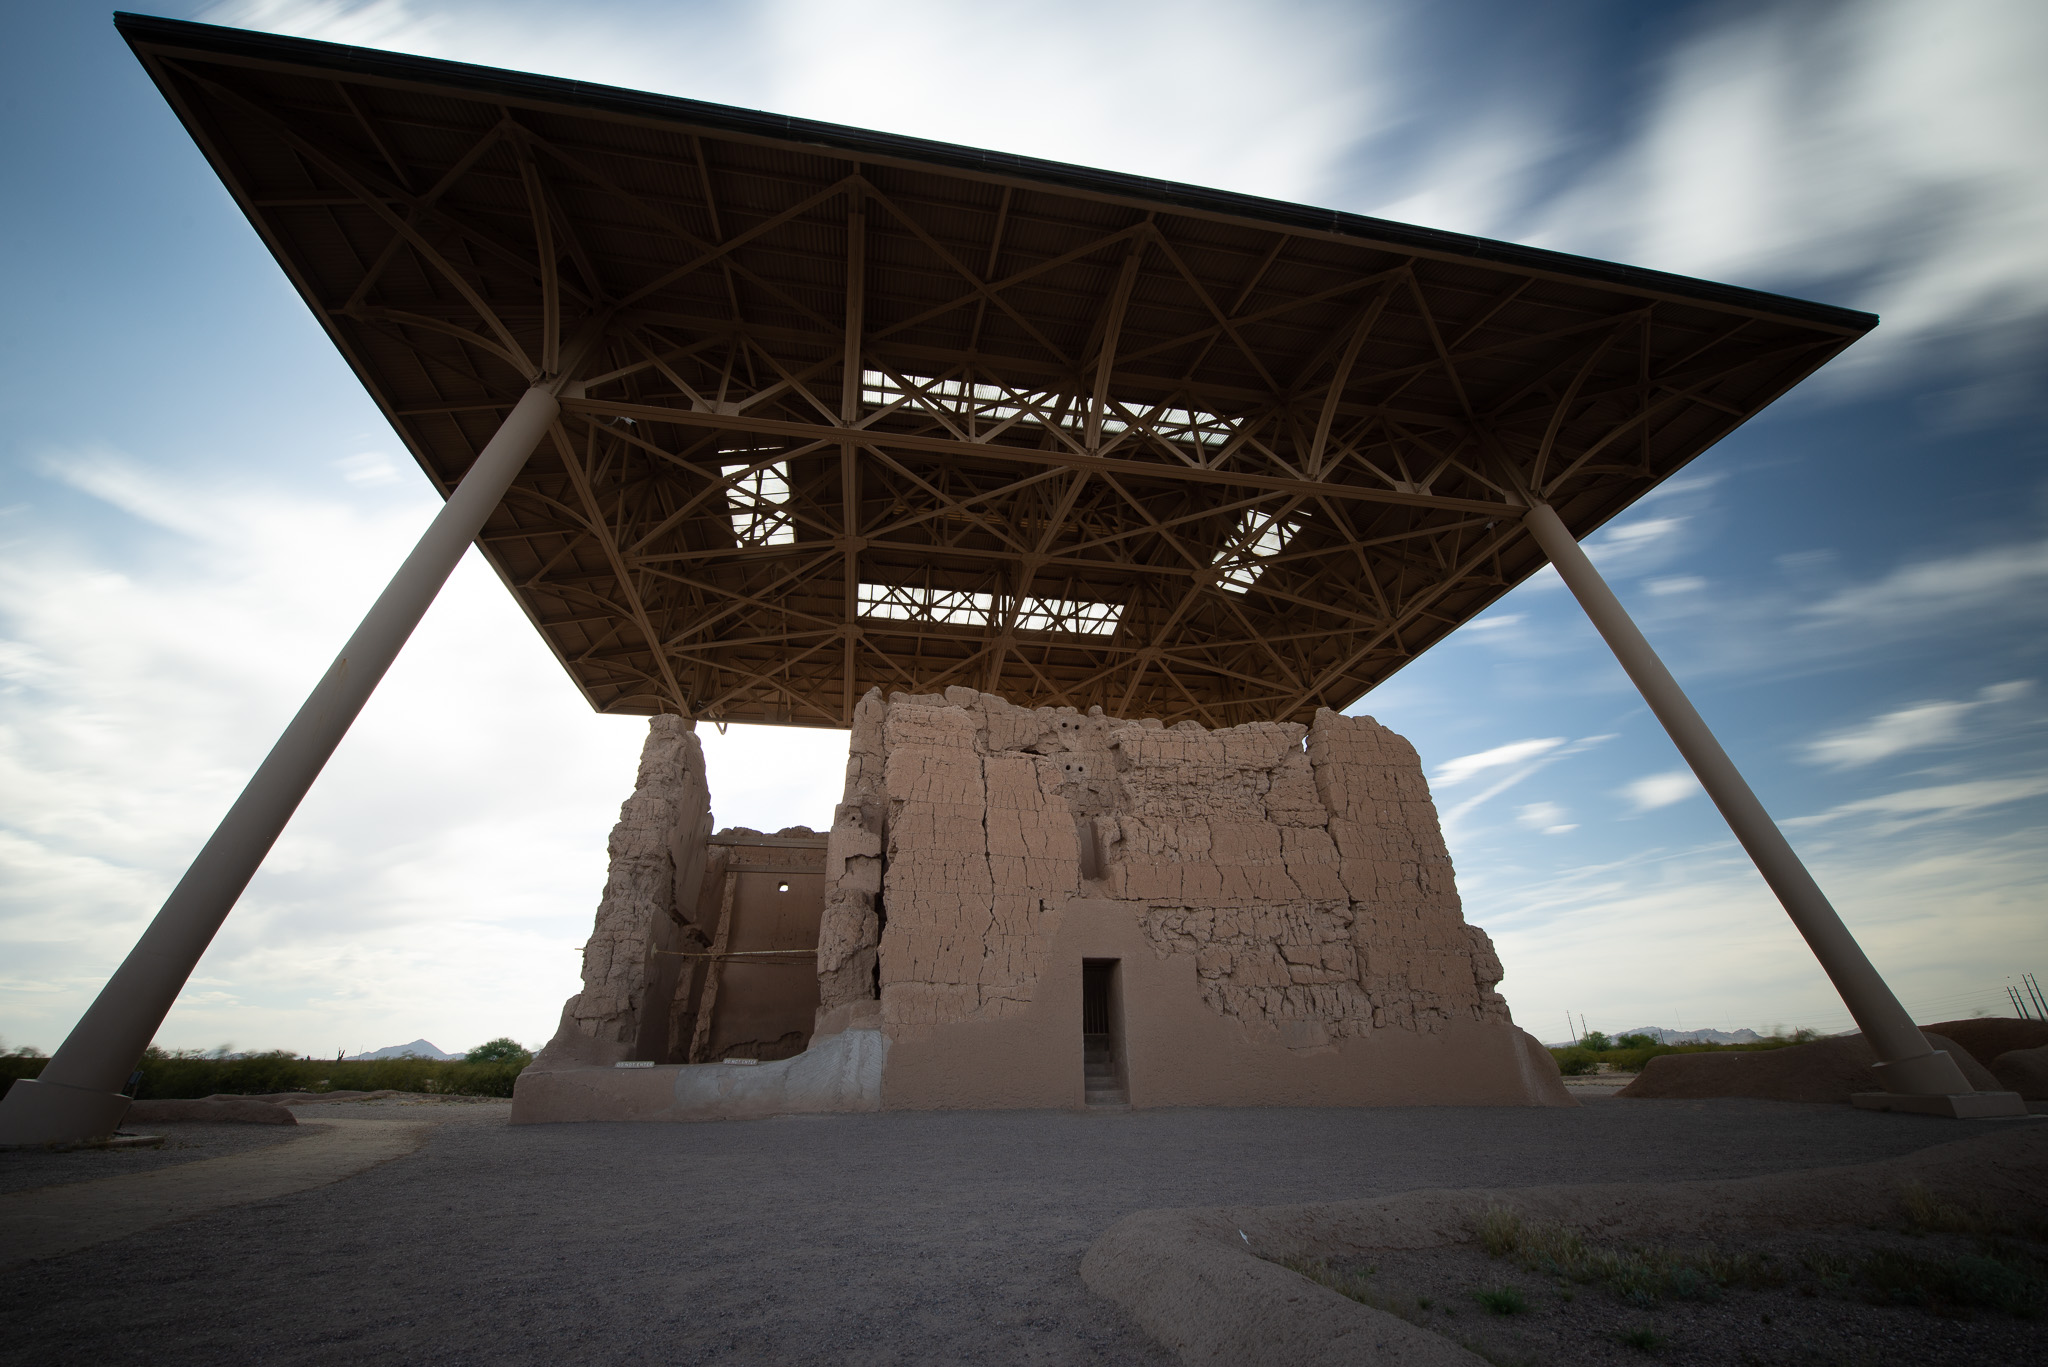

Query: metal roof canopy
118,13,1873,731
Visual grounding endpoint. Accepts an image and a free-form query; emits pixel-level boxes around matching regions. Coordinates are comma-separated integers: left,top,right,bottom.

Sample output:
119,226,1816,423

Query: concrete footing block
0,1078,133,1148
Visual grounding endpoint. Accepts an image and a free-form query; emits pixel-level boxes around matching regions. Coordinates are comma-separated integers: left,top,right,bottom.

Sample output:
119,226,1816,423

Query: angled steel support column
0,386,562,1145
1523,502,2020,1117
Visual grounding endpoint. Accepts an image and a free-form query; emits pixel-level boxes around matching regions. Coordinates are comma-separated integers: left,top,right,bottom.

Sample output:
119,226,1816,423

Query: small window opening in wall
1082,959,1127,1108
777,882,791,893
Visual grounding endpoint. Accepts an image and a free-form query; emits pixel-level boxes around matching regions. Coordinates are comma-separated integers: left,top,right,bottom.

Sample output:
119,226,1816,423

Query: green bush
465,1037,533,1065
0,1046,531,1101
0,1052,47,1099
129,1048,527,1099
1547,1030,1818,1076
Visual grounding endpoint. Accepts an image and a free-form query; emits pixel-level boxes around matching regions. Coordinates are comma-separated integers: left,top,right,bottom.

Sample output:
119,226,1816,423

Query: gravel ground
0,1096,1997,1366
0,1121,316,1195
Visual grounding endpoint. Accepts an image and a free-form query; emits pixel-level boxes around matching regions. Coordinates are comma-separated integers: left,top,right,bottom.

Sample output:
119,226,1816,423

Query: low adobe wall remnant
516,690,1565,1122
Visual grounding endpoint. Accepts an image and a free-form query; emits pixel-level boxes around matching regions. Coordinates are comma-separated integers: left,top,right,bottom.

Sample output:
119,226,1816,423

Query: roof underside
119,13,1873,730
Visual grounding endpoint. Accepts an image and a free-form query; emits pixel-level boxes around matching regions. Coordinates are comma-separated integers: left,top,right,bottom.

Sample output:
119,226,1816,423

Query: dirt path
1,1119,430,1269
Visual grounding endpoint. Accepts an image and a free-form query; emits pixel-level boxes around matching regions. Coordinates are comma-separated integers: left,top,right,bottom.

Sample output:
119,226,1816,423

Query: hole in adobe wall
871,887,888,1001
777,882,790,893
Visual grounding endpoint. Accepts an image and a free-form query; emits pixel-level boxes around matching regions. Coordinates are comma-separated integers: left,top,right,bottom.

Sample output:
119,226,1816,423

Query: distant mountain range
347,1039,461,1061
1543,1026,1770,1048
1623,1026,1766,1045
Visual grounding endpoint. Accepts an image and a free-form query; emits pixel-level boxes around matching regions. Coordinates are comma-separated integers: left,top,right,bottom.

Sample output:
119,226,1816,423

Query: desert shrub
465,1037,533,1064
1617,1324,1667,1352
1547,1031,1820,1076
1579,1030,1613,1052
1475,1207,1780,1305
125,1049,527,1099
1857,1248,2043,1318
1,1047,528,1102
0,1052,48,1099
1603,1045,1664,1073
1473,1284,1527,1314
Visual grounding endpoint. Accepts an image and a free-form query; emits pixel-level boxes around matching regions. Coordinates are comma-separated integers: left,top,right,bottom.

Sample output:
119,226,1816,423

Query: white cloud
1461,614,1524,633
1787,776,2048,830
205,0,1388,205
1646,576,1705,596
1478,825,2048,1041
1799,680,2034,769
1434,737,1565,786
0,453,654,1052
1515,801,1577,835
1620,769,1700,813
1803,701,1973,769
1804,540,2048,627
1597,518,1681,547
1528,0,2048,377
336,452,403,487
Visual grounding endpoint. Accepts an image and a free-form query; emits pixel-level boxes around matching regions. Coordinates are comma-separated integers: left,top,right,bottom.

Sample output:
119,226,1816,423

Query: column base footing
1851,1090,2030,1119
0,1078,134,1146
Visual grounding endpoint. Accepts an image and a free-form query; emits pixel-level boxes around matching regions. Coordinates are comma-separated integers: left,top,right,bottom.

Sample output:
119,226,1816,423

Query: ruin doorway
687,831,827,1062
1082,959,1127,1107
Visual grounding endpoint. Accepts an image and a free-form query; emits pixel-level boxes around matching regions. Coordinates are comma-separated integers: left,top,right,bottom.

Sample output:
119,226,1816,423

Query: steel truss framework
122,15,1874,730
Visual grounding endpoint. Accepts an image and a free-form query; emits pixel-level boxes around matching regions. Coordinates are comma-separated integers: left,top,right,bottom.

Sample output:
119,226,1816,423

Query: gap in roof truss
1215,510,1301,594
861,370,1238,453
857,582,1123,638
721,451,795,548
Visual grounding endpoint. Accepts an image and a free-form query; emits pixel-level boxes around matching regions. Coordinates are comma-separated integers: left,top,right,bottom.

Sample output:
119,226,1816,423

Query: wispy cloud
1480,825,2048,1039
1516,801,1577,835
335,452,404,487
1620,770,1701,813
1804,540,2048,627
1787,775,2048,830
205,0,1389,204
1434,737,1566,786
1800,680,2034,769
1526,0,2048,378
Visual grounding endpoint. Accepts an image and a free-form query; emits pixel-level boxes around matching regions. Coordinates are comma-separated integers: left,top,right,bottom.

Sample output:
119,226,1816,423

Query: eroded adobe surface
819,687,1510,1044
536,714,713,1068
540,688,1521,1083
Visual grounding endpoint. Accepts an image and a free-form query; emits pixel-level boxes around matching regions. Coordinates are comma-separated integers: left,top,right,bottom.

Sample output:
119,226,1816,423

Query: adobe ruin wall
815,686,1515,1049
523,689,1565,1115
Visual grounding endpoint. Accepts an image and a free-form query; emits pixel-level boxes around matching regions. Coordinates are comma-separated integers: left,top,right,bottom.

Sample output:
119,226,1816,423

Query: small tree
1614,1033,1656,1050
1580,1030,1613,1053
465,1037,532,1064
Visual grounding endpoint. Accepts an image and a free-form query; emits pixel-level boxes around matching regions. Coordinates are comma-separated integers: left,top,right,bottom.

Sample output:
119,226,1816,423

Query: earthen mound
1919,1017,2048,1069
1990,1044,2048,1100
125,1097,297,1125
1615,1031,1998,1103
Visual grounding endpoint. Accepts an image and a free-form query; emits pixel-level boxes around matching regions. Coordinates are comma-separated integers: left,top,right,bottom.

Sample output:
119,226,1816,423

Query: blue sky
2,0,2043,1055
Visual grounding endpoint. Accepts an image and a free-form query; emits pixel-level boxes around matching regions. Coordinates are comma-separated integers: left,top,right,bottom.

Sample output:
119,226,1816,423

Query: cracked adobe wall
816,687,1563,1109
533,714,714,1070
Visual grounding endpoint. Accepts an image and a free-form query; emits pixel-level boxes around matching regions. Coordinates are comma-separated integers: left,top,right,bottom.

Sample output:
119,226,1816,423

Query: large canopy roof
120,13,1873,730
